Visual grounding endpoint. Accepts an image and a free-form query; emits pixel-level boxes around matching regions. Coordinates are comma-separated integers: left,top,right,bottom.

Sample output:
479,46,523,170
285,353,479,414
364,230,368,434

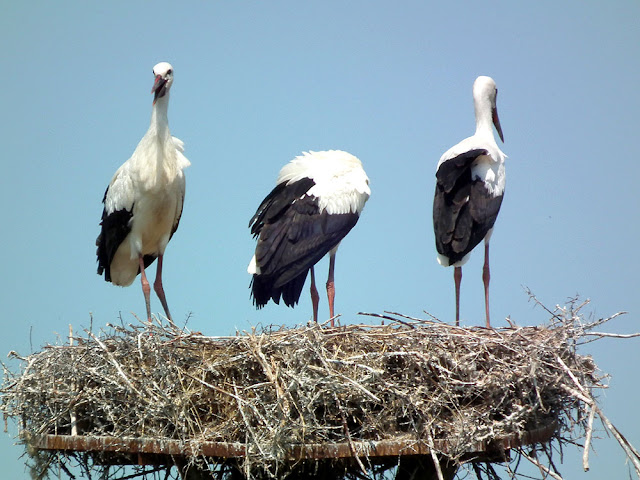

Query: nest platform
2,301,639,479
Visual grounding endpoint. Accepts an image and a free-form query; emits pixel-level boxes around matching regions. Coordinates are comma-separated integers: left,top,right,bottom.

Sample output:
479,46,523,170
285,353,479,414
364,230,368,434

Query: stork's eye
167,69,173,75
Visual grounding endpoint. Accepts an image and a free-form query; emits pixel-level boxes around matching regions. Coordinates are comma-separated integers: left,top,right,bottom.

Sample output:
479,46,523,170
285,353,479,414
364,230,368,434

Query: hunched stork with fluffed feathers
96,62,190,322
248,150,370,326
433,76,507,328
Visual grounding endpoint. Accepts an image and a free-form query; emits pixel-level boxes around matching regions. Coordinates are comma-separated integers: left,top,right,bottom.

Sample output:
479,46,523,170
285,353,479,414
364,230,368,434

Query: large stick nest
2,296,639,479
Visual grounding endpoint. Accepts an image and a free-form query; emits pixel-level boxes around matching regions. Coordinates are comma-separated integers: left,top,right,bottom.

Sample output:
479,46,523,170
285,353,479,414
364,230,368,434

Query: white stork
96,62,190,322
433,76,507,328
248,150,370,326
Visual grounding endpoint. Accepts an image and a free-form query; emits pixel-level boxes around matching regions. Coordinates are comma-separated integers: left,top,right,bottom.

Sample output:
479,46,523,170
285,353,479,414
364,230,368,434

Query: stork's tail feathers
250,270,309,309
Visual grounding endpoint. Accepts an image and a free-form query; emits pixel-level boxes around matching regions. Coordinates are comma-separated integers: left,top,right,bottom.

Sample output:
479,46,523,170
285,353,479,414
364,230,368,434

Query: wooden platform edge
21,422,557,463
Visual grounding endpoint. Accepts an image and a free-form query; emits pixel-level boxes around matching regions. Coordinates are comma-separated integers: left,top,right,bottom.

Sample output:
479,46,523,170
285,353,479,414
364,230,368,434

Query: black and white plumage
248,150,370,325
433,76,506,328
96,62,190,322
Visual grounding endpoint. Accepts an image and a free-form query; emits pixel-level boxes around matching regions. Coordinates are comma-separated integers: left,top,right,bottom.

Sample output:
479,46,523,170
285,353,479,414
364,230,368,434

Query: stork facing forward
248,150,370,326
433,76,507,328
96,62,190,322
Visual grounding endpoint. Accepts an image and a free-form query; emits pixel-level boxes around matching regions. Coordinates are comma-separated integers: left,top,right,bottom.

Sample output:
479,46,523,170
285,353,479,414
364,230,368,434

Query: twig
68,325,77,437
556,355,589,398
426,430,445,480
357,311,410,326
596,408,640,476
582,404,596,471
521,449,564,480
583,332,640,339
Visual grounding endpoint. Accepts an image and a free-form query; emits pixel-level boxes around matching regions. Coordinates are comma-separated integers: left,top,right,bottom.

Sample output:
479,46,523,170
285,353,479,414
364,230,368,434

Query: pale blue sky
1,1,639,478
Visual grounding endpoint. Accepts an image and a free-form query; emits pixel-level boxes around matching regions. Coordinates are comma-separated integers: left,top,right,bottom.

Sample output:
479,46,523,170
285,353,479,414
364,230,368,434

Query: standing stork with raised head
248,150,370,326
433,76,507,328
96,62,190,322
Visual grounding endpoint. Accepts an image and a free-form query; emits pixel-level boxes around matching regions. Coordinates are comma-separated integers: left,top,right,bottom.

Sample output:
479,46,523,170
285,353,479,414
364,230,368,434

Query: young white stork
96,62,190,322
433,76,507,328
248,150,370,326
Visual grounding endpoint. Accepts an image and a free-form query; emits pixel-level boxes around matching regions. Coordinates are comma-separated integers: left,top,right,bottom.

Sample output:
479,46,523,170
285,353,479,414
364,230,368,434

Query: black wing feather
96,187,155,283
435,149,487,192
249,177,316,236
433,149,503,265
250,190,360,308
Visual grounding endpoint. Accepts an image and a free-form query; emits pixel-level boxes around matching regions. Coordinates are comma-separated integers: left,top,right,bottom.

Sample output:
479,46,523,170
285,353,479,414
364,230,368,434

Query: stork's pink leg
310,266,319,323
138,255,152,322
326,252,336,327
153,254,173,321
454,266,462,326
482,242,491,328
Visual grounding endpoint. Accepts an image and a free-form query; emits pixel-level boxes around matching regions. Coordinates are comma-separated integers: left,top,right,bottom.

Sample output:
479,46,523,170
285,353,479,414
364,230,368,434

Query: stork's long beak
152,75,168,104
492,106,504,143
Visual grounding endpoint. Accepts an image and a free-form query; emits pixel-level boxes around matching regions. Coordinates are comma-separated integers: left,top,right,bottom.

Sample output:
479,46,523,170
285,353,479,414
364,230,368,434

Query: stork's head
152,62,174,104
473,76,504,143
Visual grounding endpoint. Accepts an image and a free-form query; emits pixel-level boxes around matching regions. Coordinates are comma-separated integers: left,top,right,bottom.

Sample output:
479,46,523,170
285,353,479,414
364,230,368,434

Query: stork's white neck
473,95,494,138
148,94,171,139
132,92,179,190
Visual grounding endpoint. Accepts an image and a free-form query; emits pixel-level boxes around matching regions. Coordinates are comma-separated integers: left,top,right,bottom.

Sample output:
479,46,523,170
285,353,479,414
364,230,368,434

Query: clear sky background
1,1,639,479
